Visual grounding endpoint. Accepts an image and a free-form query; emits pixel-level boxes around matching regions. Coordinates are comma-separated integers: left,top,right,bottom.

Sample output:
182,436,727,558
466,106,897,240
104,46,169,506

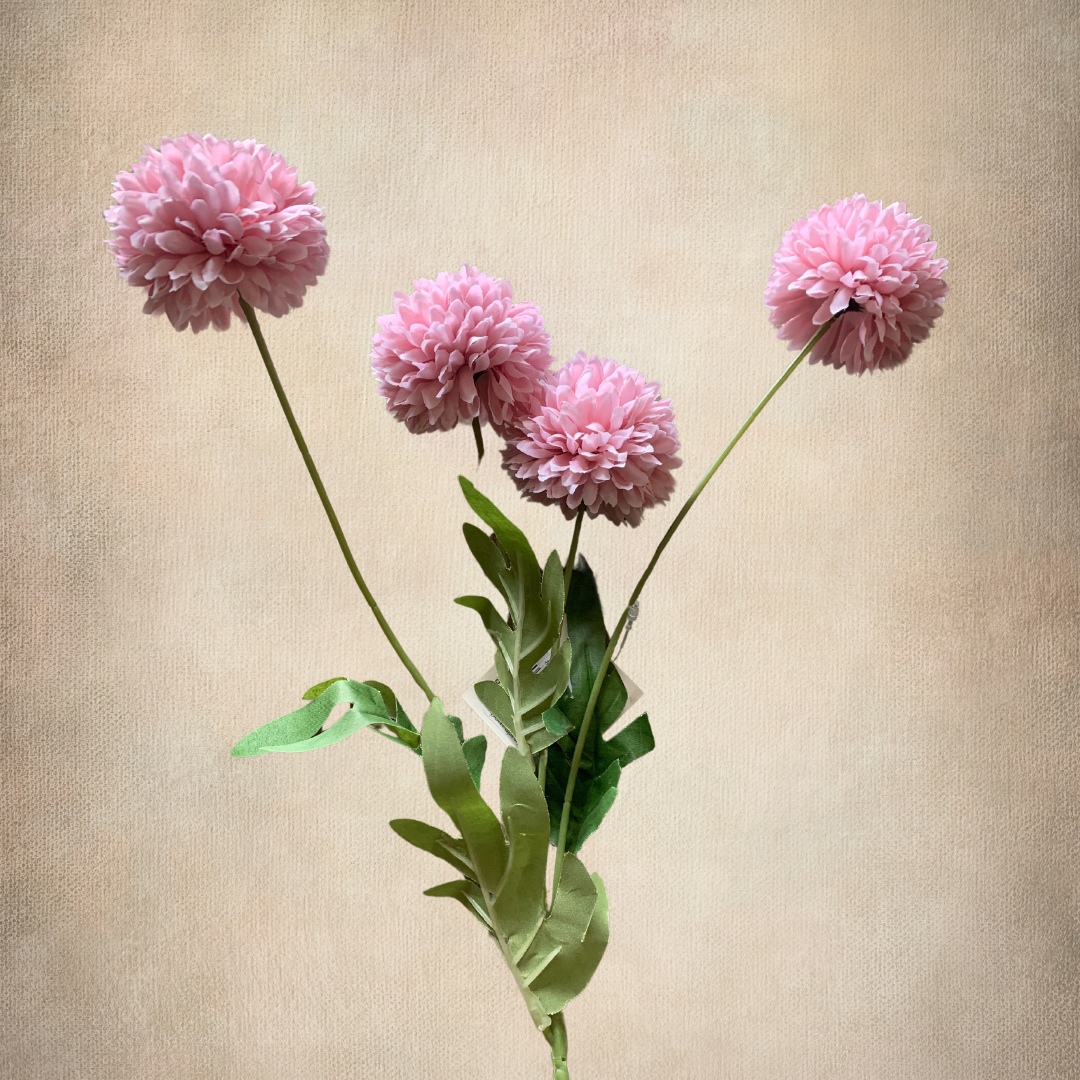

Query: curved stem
543,1011,569,1080
549,320,835,898
239,299,435,703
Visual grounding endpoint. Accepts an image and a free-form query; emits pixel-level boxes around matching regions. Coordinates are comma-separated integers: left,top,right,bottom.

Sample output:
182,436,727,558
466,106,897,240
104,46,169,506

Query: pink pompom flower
370,266,554,437
504,353,682,527
105,134,328,333
764,194,948,374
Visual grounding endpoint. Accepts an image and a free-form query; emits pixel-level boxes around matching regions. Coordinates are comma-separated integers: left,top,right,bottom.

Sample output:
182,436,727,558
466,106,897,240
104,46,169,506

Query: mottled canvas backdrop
3,1,1077,1077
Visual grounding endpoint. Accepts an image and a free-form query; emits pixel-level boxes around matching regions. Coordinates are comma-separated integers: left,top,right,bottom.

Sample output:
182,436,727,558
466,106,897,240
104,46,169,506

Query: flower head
764,194,947,374
370,266,553,437
105,134,328,333
504,353,682,527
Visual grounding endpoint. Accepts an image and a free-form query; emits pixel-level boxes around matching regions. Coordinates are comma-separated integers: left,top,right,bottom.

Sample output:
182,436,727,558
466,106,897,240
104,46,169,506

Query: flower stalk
549,317,837,899
239,297,435,703
563,505,585,593
543,1012,569,1080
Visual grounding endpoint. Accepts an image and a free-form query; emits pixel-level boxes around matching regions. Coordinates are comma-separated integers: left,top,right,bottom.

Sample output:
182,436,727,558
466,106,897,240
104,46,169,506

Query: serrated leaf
543,559,655,849
462,734,487,790
575,761,620,850
231,679,420,757
389,818,474,879
421,698,507,899
459,478,540,610
457,480,570,750
602,713,654,768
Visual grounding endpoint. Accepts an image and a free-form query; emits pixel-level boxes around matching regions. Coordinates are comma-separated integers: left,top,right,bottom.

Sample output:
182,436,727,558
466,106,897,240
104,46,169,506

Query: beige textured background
3,1,1078,1077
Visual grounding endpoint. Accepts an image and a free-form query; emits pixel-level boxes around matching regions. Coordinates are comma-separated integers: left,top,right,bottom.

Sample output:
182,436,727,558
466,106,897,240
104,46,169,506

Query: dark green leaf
446,712,465,745
462,734,487,790
603,713,655,768
575,761,620,850
542,558,655,850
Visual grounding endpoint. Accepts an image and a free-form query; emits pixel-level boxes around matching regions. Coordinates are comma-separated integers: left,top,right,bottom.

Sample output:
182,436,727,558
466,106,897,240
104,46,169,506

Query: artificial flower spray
107,133,947,1079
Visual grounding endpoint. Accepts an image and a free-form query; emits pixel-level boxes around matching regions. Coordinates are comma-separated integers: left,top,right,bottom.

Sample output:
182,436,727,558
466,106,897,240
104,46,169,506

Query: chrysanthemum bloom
764,194,948,374
370,266,553,437
105,134,328,333
504,353,682,527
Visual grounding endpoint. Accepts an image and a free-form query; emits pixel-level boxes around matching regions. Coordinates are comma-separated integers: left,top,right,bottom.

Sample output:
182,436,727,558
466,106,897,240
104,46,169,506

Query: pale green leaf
533,872,609,1015
493,747,550,956
231,679,419,757
421,698,507,898
389,818,474,879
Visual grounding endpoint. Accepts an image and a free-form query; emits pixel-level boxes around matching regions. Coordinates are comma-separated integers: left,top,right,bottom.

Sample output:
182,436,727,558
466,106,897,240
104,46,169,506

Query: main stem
239,299,435,703
543,1012,569,1080
549,320,836,899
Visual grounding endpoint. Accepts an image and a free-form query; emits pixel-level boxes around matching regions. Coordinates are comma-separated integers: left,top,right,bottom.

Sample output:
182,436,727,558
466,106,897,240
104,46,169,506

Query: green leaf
455,594,513,658
362,680,416,733
474,679,515,733
423,879,492,929
456,480,570,750
405,735,608,1031
542,558,655,850
458,477,540,608
231,679,420,757
602,713,654,768
542,707,574,739
462,734,487,790
515,852,609,1015
302,677,346,700
575,760,620,850
532,871,609,1015
494,747,550,957
389,818,474,879
421,698,507,900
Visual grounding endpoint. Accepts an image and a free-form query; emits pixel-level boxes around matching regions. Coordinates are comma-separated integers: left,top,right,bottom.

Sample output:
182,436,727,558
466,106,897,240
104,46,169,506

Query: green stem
549,319,836,899
543,1012,569,1080
471,415,485,465
239,298,435,703
563,505,585,595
